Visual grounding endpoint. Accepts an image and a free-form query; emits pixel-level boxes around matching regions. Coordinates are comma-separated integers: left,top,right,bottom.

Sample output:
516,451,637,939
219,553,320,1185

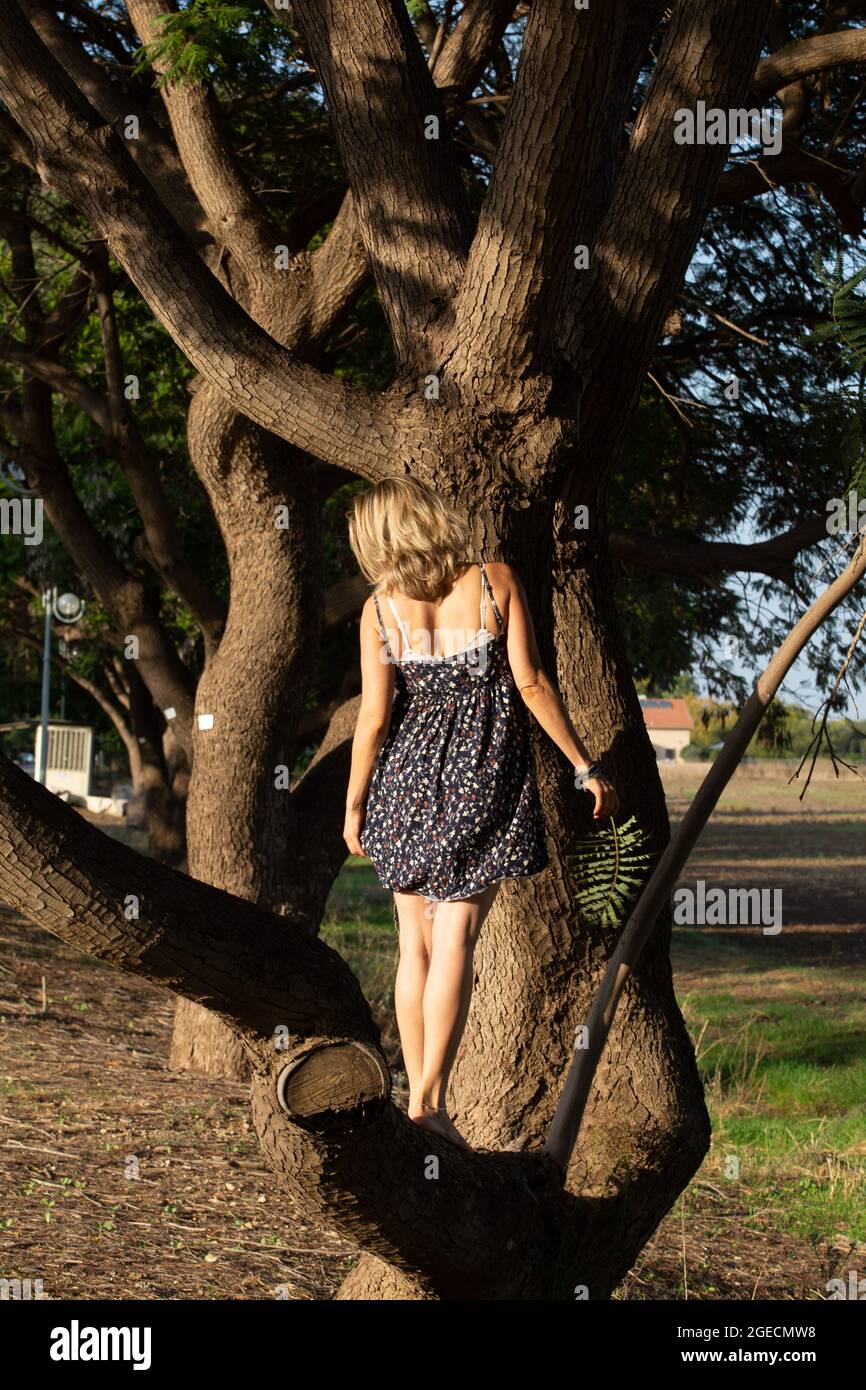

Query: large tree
1,0,865,1298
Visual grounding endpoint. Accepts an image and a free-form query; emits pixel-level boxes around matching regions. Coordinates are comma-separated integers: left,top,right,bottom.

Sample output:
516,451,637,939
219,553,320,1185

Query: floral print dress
360,563,548,901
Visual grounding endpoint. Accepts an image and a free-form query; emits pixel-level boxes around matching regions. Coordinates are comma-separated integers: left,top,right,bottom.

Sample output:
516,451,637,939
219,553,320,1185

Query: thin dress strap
385,595,411,660
372,593,396,663
479,563,505,632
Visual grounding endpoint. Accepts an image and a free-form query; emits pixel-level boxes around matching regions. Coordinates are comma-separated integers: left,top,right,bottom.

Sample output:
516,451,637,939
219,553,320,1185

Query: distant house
639,696,694,761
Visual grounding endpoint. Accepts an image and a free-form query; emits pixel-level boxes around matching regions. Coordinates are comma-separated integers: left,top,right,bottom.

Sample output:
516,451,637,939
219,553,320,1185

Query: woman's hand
343,806,367,856
586,775,619,821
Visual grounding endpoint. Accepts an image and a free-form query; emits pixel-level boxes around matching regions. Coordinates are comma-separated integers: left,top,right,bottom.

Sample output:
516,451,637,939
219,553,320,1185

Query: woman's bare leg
414,883,500,1148
393,891,436,1117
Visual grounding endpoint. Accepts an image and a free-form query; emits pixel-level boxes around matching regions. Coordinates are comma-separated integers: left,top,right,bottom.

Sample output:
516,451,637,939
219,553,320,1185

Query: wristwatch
574,759,604,790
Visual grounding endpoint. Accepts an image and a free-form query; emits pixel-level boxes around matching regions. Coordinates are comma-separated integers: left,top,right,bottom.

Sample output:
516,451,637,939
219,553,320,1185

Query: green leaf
565,814,657,928
807,258,866,371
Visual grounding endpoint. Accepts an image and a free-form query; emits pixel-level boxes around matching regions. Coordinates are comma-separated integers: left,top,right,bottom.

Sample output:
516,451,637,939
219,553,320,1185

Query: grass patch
676,957,866,1242
320,856,399,1057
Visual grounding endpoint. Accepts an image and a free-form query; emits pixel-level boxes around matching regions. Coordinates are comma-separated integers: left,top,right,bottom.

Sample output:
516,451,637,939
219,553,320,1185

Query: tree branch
752,23,866,98
17,394,199,757
125,0,291,278
19,0,211,245
446,0,652,401
36,263,93,351
264,0,520,359
304,192,371,349
715,146,864,233
434,0,517,104
89,243,227,650
0,247,227,653
0,749,567,1294
555,0,775,481
609,515,830,586
0,214,197,757
1,339,111,431
290,0,472,373
0,0,399,480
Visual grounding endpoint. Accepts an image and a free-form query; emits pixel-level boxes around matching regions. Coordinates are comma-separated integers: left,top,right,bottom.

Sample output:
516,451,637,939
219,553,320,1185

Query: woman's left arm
343,596,396,855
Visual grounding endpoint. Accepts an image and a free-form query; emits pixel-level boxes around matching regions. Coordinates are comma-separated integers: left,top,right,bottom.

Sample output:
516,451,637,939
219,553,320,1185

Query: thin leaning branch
546,532,866,1173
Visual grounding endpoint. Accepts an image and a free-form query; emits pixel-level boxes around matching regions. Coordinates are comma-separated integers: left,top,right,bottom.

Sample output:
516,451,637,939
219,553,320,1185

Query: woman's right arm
492,562,619,822
343,597,395,854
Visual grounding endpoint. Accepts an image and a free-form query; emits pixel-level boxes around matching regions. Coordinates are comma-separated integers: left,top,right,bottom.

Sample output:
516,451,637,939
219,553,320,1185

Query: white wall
34,723,93,799
649,729,691,761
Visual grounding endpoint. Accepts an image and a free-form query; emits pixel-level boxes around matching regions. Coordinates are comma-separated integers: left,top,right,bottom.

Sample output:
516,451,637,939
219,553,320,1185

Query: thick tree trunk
140,759,187,866
1,486,855,1305
170,381,324,1078
169,996,249,1078
124,665,188,865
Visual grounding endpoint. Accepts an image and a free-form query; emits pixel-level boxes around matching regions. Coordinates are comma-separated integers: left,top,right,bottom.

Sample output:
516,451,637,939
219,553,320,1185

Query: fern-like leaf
566,814,658,929
807,257,866,370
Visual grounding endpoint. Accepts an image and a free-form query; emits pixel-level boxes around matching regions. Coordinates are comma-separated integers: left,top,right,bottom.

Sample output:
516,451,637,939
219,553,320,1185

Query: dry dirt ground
1,776,863,1301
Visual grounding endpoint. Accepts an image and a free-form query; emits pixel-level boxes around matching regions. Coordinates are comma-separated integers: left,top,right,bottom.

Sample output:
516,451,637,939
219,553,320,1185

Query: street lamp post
38,591,52,785
37,588,86,786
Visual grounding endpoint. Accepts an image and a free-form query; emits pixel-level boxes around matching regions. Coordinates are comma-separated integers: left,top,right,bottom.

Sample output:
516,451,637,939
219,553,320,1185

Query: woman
344,476,618,1149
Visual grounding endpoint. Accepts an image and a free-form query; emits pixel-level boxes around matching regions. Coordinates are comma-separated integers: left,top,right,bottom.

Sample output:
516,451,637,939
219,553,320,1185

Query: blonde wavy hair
348,476,469,602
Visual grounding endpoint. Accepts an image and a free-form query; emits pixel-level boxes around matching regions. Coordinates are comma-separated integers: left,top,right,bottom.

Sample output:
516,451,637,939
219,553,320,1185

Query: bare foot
409,1105,472,1150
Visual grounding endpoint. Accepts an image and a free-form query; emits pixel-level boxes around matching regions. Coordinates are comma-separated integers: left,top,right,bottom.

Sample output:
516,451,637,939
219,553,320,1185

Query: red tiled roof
639,696,694,730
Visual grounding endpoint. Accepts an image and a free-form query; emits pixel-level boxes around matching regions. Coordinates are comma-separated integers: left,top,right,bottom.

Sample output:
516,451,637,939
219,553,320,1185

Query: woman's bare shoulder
484,560,521,588
361,593,384,625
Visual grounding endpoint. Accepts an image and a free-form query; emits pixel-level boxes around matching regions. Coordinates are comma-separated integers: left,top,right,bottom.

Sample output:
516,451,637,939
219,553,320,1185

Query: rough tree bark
169,391,325,1078
2,0,862,1298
